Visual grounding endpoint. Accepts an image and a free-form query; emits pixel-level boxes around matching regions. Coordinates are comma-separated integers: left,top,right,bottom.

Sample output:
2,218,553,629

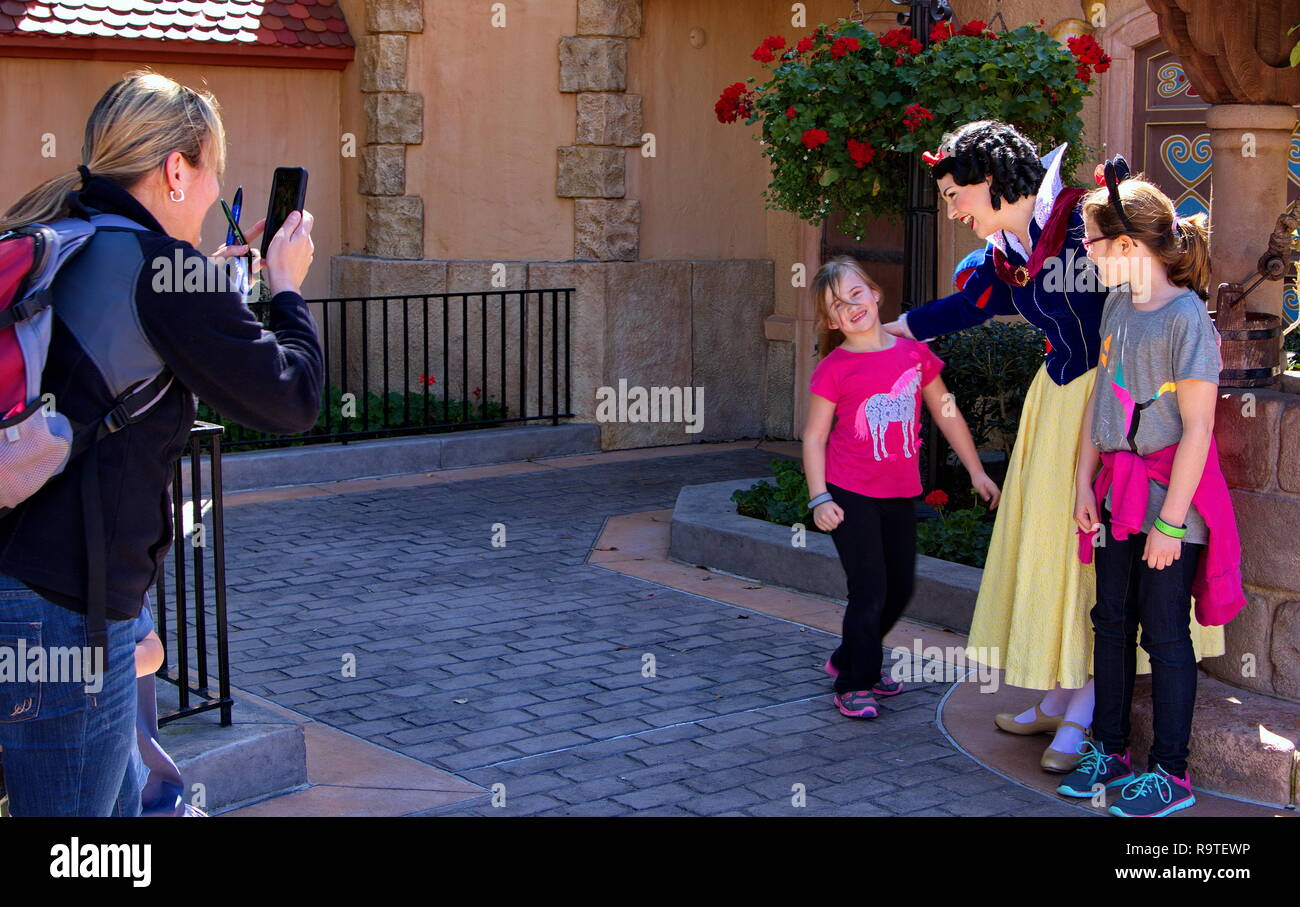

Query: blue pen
225,186,243,246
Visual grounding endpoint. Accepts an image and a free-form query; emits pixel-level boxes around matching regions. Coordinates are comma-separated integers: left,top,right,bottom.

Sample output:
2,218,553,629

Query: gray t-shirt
1091,287,1221,545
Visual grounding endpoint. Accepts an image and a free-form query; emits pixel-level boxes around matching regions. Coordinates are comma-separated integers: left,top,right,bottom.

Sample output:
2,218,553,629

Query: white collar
986,142,1068,261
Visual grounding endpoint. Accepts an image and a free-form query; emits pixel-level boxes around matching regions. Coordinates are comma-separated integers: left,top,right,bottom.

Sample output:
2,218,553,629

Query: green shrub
916,493,995,568
731,458,813,527
730,460,995,567
196,385,509,451
928,320,1046,462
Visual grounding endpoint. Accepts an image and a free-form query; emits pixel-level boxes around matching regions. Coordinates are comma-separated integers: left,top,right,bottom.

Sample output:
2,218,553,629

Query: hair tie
1102,155,1135,234
76,164,91,187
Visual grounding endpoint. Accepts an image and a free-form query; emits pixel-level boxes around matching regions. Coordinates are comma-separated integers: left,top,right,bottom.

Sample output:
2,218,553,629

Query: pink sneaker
825,658,904,697
833,690,879,719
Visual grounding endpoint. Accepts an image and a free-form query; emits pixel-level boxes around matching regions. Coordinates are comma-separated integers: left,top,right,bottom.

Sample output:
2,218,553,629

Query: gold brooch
1013,266,1030,286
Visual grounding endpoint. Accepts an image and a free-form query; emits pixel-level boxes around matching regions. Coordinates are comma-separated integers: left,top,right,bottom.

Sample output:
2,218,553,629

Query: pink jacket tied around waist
1076,435,1246,626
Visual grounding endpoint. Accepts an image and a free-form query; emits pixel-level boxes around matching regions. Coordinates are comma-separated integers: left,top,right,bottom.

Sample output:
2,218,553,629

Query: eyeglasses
1081,234,1118,252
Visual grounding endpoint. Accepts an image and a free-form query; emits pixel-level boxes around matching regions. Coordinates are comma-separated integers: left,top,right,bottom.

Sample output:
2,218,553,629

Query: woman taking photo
0,71,322,816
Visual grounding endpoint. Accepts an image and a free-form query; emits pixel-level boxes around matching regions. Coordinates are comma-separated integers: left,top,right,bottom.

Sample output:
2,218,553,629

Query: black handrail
155,421,232,727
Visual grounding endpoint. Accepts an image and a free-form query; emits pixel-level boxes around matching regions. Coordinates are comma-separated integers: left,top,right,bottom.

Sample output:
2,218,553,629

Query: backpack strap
70,211,166,667
0,288,53,331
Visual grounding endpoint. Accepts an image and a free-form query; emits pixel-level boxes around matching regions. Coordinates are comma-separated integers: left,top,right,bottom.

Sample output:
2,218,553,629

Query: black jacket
0,176,323,620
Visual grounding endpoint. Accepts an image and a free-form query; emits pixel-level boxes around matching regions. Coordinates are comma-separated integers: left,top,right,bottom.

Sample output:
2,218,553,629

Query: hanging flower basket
715,18,1111,240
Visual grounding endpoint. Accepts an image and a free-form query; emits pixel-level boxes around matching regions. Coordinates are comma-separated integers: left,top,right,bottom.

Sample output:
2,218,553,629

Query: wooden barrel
1218,311,1283,388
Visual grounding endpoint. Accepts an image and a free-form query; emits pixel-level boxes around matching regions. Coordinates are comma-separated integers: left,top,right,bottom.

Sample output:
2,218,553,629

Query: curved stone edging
668,478,983,633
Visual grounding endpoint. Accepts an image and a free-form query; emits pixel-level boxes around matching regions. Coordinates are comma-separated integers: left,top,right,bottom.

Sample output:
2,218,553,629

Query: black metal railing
155,422,232,726
200,289,575,450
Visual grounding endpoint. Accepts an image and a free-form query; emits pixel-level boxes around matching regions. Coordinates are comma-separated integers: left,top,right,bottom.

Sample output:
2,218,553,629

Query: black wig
929,120,1046,211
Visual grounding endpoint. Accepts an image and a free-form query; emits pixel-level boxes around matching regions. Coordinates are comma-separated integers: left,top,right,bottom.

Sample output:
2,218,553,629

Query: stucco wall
0,58,344,300
404,0,577,262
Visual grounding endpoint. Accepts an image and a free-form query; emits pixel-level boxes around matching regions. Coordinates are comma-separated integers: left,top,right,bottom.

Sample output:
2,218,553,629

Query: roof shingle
0,0,354,49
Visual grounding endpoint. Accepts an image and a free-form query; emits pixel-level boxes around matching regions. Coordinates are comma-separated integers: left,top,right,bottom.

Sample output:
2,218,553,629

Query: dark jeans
1091,506,1203,776
825,484,916,694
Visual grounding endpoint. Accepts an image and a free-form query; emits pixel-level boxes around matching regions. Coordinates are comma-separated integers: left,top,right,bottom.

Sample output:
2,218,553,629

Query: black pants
1091,505,1204,776
825,484,916,693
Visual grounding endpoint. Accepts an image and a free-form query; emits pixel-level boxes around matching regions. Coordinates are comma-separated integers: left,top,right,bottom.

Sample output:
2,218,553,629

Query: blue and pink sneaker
1056,741,1135,798
1109,765,1196,818
824,658,905,697
833,690,879,719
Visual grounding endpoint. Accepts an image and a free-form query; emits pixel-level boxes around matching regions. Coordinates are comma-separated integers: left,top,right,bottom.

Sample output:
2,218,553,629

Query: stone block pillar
558,0,643,262
358,0,424,259
1205,104,1297,320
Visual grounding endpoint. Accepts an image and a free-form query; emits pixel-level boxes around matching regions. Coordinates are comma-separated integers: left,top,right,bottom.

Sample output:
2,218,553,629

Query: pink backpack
0,213,172,516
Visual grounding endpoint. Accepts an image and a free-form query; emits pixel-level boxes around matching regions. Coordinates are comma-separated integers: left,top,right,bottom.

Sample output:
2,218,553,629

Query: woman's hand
208,219,264,295
1143,529,1181,570
263,209,315,297
1074,483,1099,534
813,500,844,532
971,472,1001,510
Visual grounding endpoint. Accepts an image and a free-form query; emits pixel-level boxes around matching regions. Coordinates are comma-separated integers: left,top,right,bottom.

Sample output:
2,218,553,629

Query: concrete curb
668,478,983,633
156,684,308,814
195,423,602,493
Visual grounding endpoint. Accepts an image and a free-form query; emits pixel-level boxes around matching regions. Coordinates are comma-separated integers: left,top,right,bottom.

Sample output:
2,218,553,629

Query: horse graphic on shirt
854,364,921,460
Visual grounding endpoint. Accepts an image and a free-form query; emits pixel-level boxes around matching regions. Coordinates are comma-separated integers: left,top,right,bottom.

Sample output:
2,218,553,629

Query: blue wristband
808,492,834,510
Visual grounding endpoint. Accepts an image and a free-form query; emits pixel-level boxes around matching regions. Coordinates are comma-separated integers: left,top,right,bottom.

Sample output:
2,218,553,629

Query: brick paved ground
215,449,1081,816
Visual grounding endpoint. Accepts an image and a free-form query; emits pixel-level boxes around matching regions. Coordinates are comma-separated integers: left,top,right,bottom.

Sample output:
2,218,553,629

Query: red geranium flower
930,21,954,42
847,138,876,168
879,26,912,49
957,19,993,38
831,36,861,59
903,103,934,133
797,37,814,53
714,82,752,123
752,45,775,63
802,128,829,150
925,490,950,510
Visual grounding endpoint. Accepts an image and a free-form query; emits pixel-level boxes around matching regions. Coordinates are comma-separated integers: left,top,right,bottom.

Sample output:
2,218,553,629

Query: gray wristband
808,492,834,510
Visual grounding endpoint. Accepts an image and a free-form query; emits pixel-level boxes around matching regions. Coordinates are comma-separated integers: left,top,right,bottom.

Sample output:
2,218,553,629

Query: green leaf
1292,40,1300,67
819,168,840,187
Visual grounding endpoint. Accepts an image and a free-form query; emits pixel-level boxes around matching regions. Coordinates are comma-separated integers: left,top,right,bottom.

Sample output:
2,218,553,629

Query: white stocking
1046,680,1095,755
1012,684,1069,724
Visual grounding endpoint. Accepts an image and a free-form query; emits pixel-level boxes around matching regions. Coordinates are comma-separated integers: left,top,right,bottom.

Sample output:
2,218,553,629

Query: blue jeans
1090,508,1203,776
0,572,139,816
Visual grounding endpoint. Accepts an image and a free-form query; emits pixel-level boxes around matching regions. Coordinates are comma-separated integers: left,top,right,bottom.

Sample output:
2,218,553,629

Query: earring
169,188,185,203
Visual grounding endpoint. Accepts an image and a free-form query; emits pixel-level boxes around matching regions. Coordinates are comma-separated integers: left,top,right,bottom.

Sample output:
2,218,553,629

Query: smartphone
260,167,308,259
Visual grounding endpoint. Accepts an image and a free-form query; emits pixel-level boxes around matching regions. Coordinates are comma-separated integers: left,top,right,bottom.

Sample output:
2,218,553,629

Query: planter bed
668,478,983,633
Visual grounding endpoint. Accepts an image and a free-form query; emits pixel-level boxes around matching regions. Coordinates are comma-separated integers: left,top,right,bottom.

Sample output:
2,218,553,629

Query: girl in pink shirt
804,257,1001,718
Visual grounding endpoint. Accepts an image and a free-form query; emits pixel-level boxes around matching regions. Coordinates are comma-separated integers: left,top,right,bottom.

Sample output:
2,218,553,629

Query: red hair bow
921,149,947,167
1093,163,1107,186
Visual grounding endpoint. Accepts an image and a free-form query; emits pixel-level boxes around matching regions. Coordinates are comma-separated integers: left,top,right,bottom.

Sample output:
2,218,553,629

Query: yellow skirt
965,364,1225,691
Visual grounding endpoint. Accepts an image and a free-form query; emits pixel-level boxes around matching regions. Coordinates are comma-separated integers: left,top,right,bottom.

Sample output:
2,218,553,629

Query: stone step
1128,672,1298,808
156,683,308,814
184,423,602,493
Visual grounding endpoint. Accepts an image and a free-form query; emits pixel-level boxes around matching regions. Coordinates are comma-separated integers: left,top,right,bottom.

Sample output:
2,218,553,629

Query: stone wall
1206,380,1300,702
